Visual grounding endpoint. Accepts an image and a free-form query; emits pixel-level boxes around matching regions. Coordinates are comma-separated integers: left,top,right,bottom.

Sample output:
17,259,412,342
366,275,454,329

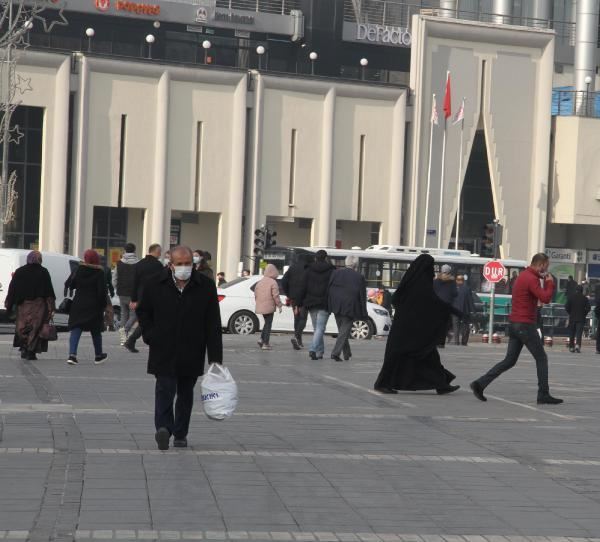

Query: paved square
0,331,599,541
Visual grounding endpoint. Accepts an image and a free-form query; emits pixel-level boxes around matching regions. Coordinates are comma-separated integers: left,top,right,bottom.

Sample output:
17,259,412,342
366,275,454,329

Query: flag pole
423,93,436,248
437,116,447,250
455,99,465,250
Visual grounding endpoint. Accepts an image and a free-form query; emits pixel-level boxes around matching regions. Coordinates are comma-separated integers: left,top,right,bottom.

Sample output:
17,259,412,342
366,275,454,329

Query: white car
217,276,392,340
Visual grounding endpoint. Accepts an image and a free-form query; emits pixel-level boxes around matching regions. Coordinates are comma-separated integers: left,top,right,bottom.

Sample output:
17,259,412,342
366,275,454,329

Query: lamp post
202,40,211,64
309,51,318,75
585,75,593,117
360,57,368,80
24,19,33,44
145,33,155,59
256,45,265,70
85,27,95,52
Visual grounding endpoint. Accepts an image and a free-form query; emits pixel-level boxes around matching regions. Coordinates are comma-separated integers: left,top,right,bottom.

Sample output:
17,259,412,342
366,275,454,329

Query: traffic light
482,221,503,258
265,229,277,249
254,227,266,258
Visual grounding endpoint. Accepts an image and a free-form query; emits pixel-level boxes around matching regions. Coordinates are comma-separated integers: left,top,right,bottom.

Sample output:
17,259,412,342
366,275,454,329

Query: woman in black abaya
374,254,460,395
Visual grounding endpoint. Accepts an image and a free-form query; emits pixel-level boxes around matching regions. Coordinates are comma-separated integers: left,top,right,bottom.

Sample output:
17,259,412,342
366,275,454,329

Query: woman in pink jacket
254,264,283,350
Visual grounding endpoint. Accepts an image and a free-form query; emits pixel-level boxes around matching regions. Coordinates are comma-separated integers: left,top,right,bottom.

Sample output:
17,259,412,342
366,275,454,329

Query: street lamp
23,19,33,44
256,45,265,70
153,21,161,29
202,39,211,64
309,51,318,75
85,27,95,52
145,33,155,59
360,57,368,80
585,75,593,116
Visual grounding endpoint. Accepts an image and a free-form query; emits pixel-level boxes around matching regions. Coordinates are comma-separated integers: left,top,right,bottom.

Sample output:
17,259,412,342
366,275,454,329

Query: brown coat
254,264,282,315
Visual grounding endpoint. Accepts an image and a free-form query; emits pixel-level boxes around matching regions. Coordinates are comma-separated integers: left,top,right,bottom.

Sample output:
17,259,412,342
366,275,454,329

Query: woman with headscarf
66,249,108,365
374,254,460,395
4,251,56,360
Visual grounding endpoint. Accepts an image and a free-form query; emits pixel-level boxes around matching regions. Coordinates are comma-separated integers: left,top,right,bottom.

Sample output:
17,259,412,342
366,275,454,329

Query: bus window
390,261,409,288
359,260,383,288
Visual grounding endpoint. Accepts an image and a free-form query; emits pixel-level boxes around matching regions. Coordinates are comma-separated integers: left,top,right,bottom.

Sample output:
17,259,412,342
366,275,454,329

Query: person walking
136,245,223,451
565,285,590,353
281,253,312,350
66,250,108,365
470,253,563,405
195,250,214,281
297,250,335,360
254,264,283,351
373,254,460,395
565,275,577,301
103,257,116,331
123,244,163,353
433,264,457,347
4,251,56,361
216,272,227,287
112,243,139,345
452,275,475,346
327,255,367,362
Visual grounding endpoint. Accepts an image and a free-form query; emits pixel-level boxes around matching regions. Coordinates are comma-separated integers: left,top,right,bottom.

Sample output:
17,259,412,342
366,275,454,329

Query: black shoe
375,387,398,394
291,338,301,351
257,340,263,348
331,354,343,362
575,347,581,353
173,438,188,448
309,351,317,360
470,381,487,402
298,340,304,348
343,354,351,361
20,350,28,360
155,427,170,450
436,385,460,395
67,355,78,365
537,394,564,405
27,353,37,361
124,343,139,353
569,346,575,353
94,353,108,365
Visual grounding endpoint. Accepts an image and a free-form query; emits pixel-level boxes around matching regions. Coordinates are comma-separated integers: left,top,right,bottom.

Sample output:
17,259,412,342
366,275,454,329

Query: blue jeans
309,309,329,356
69,327,103,356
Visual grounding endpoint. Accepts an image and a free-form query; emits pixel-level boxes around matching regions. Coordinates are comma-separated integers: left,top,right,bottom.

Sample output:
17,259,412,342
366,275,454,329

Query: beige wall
267,219,312,247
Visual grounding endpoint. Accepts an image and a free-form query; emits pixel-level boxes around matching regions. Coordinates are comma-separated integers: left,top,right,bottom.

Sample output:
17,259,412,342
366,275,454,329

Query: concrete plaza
0,331,599,541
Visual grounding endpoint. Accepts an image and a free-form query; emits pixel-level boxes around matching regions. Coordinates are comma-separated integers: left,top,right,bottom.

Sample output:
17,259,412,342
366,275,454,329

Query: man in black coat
452,275,475,345
136,245,223,451
565,285,591,353
433,264,458,347
327,255,367,361
281,252,313,350
124,244,164,353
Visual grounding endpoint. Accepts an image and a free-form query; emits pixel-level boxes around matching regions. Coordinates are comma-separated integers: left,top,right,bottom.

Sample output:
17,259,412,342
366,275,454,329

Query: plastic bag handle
208,363,227,377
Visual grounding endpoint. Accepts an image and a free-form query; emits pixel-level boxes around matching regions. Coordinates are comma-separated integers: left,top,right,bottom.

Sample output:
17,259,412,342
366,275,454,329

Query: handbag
58,298,72,314
40,320,58,341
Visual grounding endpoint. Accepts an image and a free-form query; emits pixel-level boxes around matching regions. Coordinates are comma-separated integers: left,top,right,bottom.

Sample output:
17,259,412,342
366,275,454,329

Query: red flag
443,71,452,119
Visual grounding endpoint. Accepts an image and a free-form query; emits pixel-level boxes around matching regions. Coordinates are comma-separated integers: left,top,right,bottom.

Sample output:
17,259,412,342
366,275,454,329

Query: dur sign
357,23,411,47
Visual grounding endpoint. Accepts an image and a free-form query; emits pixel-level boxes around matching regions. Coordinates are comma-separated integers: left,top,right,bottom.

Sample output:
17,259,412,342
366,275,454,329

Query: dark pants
293,305,308,343
331,314,353,359
261,313,274,345
569,321,585,348
154,376,198,439
475,322,549,397
69,327,103,356
125,323,143,348
451,315,471,345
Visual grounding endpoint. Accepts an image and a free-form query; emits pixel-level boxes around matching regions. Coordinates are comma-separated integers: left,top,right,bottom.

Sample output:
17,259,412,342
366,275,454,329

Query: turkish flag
443,71,452,119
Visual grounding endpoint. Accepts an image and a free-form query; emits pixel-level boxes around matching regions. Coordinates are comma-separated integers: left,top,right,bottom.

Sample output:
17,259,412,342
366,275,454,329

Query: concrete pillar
574,0,599,94
531,0,553,26
492,0,513,24
316,87,335,246
41,56,70,253
439,0,457,18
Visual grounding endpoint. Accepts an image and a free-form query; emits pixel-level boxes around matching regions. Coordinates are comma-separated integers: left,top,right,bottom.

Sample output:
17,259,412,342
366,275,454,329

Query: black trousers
475,322,549,397
331,314,353,358
293,306,308,343
569,321,585,348
451,315,471,345
154,376,198,439
260,313,274,345
125,322,143,347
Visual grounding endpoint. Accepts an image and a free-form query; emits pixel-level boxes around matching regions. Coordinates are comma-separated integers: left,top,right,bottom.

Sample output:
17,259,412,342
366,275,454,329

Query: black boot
537,394,564,405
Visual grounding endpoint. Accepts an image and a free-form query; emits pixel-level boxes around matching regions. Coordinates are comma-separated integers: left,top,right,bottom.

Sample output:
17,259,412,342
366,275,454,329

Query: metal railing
215,0,302,15
552,89,600,118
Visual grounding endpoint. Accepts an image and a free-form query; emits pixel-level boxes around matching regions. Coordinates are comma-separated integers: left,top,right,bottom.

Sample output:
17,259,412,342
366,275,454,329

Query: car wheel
351,318,374,340
228,311,258,335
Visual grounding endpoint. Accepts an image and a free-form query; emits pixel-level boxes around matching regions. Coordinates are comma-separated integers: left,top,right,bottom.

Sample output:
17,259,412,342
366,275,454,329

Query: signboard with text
483,261,506,283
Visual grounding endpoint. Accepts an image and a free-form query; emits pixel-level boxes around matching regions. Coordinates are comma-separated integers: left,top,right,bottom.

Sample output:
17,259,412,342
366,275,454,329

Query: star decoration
8,124,24,145
33,3,68,33
15,75,32,94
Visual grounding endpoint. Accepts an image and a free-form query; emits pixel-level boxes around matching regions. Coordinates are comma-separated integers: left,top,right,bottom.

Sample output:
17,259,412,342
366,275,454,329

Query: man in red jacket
470,253,563,405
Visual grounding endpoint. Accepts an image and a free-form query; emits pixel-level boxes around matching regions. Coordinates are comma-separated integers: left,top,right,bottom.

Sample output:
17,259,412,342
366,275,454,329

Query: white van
0,249,80,326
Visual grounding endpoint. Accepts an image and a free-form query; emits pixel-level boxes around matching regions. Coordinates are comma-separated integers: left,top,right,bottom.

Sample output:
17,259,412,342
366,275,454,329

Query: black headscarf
392,254,435,308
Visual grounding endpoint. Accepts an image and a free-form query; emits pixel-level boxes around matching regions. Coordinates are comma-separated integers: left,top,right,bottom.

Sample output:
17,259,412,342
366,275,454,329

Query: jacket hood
121,253,138,264
437,273,455,282
311,261,335,274
263,264,279,279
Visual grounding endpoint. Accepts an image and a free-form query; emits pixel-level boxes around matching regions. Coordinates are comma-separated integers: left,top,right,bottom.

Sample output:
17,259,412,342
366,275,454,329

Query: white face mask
193,255,201,264
172,265,193,281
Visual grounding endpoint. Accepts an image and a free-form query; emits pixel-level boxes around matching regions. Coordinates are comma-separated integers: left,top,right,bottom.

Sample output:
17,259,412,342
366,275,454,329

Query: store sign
546,247,585,263
93,0,160,16
214,9,254,25
342,22,411,48
587,250,600,263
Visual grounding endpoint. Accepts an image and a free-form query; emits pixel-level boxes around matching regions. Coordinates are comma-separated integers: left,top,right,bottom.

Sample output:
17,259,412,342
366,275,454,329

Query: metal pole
455,114,464,250
437,116,447,249
423,94,435,248
488,282,496,343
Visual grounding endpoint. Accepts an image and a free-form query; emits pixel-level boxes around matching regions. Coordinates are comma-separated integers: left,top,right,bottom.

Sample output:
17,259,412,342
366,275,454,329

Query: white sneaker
119,328,127,346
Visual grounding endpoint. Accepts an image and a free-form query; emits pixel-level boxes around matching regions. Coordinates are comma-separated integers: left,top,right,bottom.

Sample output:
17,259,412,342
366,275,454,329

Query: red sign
483,261,506,283
95,0,110,11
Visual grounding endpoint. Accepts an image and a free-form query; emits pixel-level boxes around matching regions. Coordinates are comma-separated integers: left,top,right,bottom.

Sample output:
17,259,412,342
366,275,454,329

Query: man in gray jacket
327,255,367,362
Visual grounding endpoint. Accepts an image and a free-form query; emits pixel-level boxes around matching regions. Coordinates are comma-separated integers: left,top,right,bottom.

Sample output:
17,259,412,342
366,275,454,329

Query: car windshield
219,277,250,289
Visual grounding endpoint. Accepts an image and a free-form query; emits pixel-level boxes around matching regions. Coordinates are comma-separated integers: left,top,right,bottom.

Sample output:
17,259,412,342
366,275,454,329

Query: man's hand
129,301,138,310
544,274,553,283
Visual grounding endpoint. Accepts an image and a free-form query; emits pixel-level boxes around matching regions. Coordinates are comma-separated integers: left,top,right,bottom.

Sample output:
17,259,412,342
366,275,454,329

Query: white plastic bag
200,363,238,420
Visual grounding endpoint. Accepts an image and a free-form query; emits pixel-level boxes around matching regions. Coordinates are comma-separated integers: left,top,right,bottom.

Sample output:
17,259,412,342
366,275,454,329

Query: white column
150,70,170,250
41,57,70,252
316,87,336,246
385,93,406,246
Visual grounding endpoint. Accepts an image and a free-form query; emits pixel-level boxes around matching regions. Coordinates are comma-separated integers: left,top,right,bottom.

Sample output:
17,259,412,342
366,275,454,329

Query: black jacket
565,293,591,323
298,260,335,311
281,262,308,302
452,284,475,318
136,269,223,377
328,267,368,320
433,274,458,305
131,255,164,303
115,260,137,297
67,265,108,332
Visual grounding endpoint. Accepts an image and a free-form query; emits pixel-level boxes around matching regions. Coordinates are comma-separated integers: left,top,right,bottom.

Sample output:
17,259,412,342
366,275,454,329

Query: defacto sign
342,21,411,48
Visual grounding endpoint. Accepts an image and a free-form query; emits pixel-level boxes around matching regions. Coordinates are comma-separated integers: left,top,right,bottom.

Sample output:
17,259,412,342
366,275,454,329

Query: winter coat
112,253,139,297
452,284,475,319
298,260,336,311
254,264,282,315
136,269,223,378
565,293,591,323
281,262,309,303
67,264,108,332
328,267,368,320
433,273,458,305
131,255,164,303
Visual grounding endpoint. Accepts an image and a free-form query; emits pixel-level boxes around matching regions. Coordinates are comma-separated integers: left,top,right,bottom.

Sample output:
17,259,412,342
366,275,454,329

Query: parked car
218,276,392,340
